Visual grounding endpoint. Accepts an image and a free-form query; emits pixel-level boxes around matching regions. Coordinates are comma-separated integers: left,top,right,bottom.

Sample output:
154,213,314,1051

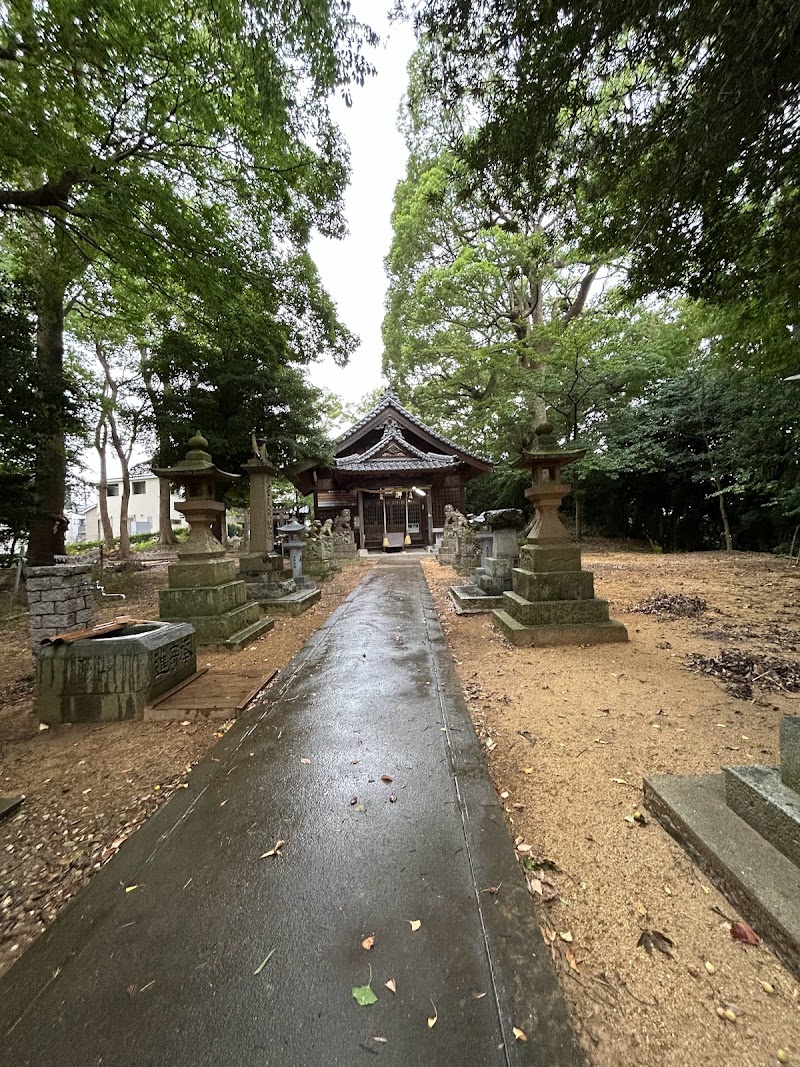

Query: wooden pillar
357,490,366,550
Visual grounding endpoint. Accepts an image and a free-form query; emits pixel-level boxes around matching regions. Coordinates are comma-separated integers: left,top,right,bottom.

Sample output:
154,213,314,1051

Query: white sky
307,5,416,406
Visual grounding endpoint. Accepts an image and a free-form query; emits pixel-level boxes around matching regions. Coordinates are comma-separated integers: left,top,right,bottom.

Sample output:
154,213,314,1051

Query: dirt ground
0,558,373,978
422,548,800,1067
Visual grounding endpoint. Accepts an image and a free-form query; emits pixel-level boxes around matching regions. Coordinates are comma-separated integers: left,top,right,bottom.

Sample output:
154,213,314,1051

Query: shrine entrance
360,489,428,550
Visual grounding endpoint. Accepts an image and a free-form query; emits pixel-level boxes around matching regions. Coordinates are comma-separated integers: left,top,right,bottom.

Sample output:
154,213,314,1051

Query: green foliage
407,0,800,316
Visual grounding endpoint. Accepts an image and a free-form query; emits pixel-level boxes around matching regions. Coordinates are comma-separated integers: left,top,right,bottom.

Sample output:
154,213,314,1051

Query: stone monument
450,509,524,614
453,521,480,575
645,716,800,978
438,504,468,566
492,423,628,646
332,509,358,562
155,433,273,649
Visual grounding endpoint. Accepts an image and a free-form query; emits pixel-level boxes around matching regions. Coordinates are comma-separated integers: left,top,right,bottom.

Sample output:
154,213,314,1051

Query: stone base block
167,558,236,589
513,568,595,602
246,578,297,603
450,584,504,615
159,580,247,617
161,601,264,646
645,773,800,981
492,610,628,647
501,591,612,627
217,617,275,651
303,561,335,579
781,717,800,792
261,588,322,616
725,765,800,869
238,552,284,577
519,543,581,573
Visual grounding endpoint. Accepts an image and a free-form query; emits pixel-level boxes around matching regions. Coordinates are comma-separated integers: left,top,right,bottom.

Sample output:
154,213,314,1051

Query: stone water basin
35,621,197,724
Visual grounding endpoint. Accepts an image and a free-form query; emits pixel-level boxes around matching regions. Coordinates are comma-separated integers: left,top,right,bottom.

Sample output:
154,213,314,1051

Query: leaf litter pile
629,592,708,619
684,648,800,700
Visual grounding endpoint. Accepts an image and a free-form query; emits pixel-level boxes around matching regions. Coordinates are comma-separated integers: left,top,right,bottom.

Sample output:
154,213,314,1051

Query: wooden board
144,669,278,721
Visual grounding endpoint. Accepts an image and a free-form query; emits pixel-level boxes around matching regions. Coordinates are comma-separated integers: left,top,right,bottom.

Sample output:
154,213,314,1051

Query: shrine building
290,389,493,550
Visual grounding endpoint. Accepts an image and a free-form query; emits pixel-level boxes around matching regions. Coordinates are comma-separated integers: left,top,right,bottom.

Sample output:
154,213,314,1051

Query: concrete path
0,559,580,1066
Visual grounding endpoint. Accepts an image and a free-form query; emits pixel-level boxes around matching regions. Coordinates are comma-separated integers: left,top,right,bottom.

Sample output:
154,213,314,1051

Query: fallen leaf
559,931,573,943
512,1027,527,1042
705,961,716,974
634,900,648,918
408,919,422,932
260,839,286,858
500,790,510,799
380,775,393,783
362,935,375,951
522,767,534,774
352,982,377,1007
427,998,438,1028
516,843,532,854
350,796,358,805
731,921,761,946
373,1037,388,1044
637,930,675,958
473,991,487,1000
385,978,396,994
565,946,581,974
300,758,311,765
125,885,139,893
253,948,275,975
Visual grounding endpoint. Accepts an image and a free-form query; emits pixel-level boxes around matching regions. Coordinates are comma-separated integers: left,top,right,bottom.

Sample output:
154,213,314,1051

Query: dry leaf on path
300,758,311,765
427,998,438,1029
730,921,761,946
380,774,393,783
512,1027,527,1042
260,839,286,858
361,935,375,951
408,919,422,932
559,931,573,943
637,930,675,958
565,947,581,974
385,978,396,994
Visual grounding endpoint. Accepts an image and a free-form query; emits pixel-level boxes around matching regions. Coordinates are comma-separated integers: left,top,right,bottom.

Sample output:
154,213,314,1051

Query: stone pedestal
155,433,273,651
450,510,523,614
454,526,480,576
303,533,337,579
36,621,196,723
438,505,468,566
26,564,95,651
645,716,800,979
491,426,627,647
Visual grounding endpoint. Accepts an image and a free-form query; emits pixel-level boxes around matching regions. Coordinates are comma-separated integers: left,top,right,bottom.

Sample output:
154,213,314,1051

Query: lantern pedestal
155,434,274,650
492,425,628,647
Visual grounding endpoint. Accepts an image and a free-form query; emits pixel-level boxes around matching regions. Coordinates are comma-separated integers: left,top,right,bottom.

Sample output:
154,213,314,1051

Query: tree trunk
158,479,177,544
106,408,131,559
27,279,68,566
95,414,116,550
714,476,734,552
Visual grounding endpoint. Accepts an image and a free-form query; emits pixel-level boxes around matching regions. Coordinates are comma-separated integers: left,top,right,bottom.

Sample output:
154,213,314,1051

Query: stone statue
333,509,352,532
250,430,269,464
444,503,469,530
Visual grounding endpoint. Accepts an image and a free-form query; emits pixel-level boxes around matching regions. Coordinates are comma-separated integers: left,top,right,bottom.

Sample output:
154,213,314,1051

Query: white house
78,468,187,542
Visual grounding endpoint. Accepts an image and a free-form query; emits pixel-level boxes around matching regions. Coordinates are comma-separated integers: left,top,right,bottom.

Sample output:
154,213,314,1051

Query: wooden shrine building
290,390,493,550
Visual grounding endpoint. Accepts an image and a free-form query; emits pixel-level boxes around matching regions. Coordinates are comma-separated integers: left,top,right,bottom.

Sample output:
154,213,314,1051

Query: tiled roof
335,388,491,465
334,455,459,473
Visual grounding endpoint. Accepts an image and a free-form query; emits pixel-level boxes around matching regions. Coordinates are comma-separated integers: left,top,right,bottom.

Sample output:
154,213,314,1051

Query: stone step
725,765,800,869
502,591,611,626
161,601,264,645
261,588,322,616
449,584,504,615
216,616,275,652
492,609,628,648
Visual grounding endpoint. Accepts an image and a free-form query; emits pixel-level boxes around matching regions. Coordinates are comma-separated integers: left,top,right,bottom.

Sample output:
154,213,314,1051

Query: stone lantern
278,519,310,585
154,433,273,649
491,422,628,646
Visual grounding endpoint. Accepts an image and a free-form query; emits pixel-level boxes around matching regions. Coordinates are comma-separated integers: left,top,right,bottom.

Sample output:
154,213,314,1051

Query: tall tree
405,0,800,319
0,0,375,563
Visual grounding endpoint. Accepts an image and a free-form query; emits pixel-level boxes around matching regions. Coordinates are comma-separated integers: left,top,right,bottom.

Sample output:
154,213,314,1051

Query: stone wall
26,564,95,651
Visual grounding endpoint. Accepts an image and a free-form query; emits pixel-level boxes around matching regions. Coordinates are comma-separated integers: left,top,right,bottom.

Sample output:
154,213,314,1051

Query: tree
405,0,800,317
0,0,375,563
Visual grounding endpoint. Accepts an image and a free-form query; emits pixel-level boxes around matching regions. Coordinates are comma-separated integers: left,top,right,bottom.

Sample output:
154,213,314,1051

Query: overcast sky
307,6,417,406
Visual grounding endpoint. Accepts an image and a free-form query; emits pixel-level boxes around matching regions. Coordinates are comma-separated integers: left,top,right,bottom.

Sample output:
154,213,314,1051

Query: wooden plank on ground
144,669,278,721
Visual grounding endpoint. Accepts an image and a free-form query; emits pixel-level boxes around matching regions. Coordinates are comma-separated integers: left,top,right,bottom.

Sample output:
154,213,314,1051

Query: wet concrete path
0,560,580,1067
